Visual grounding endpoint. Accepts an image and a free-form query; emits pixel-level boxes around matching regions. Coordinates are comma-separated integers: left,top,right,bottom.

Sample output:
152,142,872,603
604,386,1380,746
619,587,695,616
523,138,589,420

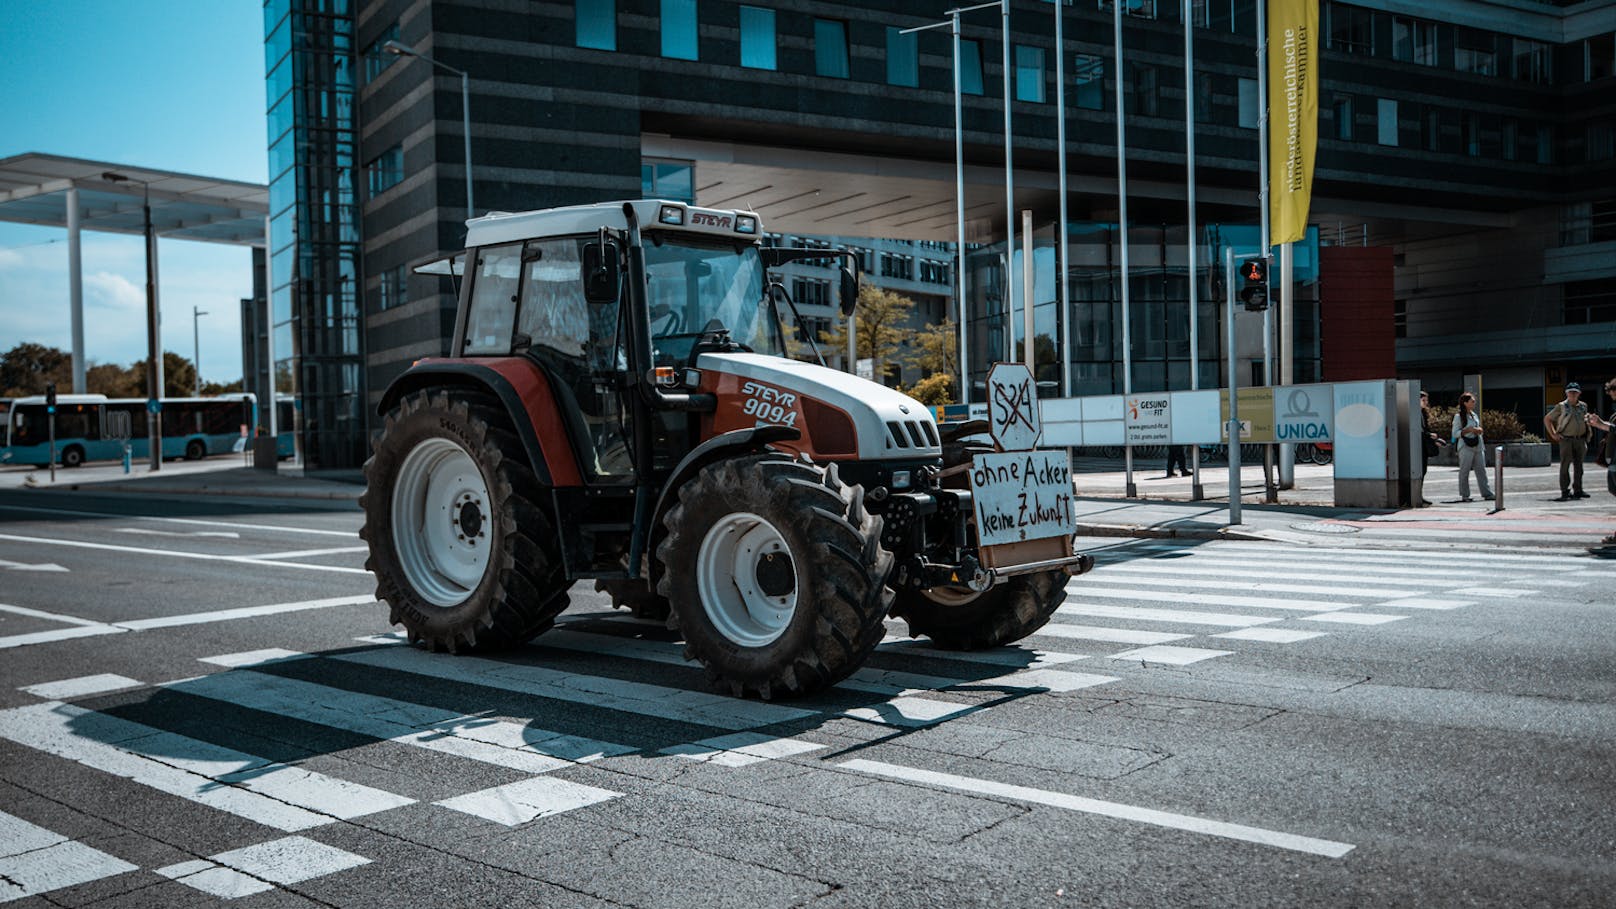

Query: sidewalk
0,458,361,504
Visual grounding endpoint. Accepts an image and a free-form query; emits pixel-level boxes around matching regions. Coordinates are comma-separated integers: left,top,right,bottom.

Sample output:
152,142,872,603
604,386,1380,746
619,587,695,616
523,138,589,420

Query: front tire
359,389,570,652
60,446,85,468
893,570,1067,651
657,453,893,699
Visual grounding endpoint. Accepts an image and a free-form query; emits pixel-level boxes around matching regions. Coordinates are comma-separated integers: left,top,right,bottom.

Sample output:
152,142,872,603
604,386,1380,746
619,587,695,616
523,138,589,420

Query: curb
1075,522,1268,542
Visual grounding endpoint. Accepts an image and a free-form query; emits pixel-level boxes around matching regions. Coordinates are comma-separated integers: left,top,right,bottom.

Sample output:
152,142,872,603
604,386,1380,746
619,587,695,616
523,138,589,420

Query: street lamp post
102,171,163,471
193,306,209,396
384,40,474,218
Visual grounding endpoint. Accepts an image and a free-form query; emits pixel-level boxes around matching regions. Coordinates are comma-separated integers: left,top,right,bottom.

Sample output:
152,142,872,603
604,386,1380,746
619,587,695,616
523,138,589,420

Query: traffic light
44,382,57,414
1239,257,1269,311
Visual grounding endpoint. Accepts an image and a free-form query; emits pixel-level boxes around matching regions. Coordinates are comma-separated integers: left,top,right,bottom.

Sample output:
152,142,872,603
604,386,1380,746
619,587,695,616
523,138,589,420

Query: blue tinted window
368,145,404,196
1015,45,1045,103
1074,54,1104,110
740,6,775,69
886,27,918,87
960,39,983,95
814,18,848,78
577,0,615,51
662,0,698,60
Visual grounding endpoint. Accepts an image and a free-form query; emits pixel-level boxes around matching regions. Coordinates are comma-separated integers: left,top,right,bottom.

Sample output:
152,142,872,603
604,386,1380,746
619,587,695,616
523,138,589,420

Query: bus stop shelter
0,152,267,393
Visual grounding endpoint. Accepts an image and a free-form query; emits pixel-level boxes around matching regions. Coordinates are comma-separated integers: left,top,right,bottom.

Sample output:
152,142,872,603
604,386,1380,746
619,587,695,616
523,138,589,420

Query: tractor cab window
463,243,523,354
643,235,782,364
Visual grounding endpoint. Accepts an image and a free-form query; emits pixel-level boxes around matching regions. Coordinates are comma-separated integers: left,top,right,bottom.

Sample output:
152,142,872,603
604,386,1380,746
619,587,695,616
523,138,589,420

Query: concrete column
67,187,85,393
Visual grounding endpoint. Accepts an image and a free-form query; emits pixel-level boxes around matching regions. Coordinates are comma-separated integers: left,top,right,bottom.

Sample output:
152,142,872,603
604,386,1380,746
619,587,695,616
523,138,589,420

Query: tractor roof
463,200,763,249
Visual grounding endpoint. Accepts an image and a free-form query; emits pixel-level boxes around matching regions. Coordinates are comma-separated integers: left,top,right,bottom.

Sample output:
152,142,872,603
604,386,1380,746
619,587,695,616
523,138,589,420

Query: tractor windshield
643,234,784,363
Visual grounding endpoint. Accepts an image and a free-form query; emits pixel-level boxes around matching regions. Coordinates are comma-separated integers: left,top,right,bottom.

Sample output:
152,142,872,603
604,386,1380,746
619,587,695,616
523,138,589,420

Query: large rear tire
360,389,570,652
893,570,1066,651
657,453,893,699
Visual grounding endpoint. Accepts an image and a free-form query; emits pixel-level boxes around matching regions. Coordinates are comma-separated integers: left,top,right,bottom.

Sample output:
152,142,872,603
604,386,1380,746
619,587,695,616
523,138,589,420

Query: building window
1327,3,1373,56
576,1,615,51
1392,17,1438,67
739,6,775,70
792,277,831,308
886,27,918,87
1563,279,1616,325
1393,299,1407,338
960,39,984,95
362,23,399,83
641,159,694,202
1074,54,1104,110
1422,106,1442,152
661,0,698,60
1589,33,1615,81
1502,119,1518,161
1332,95,1354,140
814,18,848,78
1129,63,1158,117
1591,123,1615,162
367,145,404,196
378,265,408,311
1512,39,1550,84
1454,27,1496,76
1015,45,1046,103
1377,99,1398,146
1465,114,1481,156
919,260,950,285
879,253,914,281
1537,125,1555,163
1237,78,1258,128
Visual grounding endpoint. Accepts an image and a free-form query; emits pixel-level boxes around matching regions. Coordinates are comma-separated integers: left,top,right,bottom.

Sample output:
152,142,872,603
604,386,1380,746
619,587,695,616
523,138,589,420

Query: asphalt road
2,487,1614,908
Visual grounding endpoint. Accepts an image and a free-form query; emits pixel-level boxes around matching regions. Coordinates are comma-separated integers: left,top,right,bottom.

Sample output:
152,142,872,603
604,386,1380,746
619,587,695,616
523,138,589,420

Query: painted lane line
116,595,377,631
1110,645,1233,665
0,626,126,650
436,776,621,826
1296,612,1408,625
1109,553,1547,581
1056,604,1280,628
156,835,370,899
1149,541,1579,566
0,503,357,537
1448,587,1539,598
839,759,1355,858
1033,624,1192,645
334,642,817,731
660,732,826,767
20,674,143,699
0,559,67,572
0,602,106,627
1079,572,1418,600
0,702,413,832
115,528,240,539
1064,586,1349,613
1370,597,1473,611
170,664,632,771
0,532,369,575
0,810,139,904
1212,628,1329,643
243,546,370,560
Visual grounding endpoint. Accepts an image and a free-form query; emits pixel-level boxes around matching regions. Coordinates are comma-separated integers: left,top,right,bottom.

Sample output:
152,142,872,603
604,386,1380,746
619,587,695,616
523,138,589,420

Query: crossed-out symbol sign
995,378,1035,435
986,363,1041,450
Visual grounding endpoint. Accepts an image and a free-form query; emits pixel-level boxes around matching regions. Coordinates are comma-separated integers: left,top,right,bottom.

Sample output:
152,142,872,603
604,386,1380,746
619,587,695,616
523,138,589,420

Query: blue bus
0,394,284,468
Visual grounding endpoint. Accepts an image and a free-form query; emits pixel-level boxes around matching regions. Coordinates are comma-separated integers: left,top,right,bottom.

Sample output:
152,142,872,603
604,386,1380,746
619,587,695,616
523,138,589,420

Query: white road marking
117,595,376,631
436,777,620,826
170,665,631,772
839,758,1355,858
876,637,1089,667
115,527,240,539
20,674,143,699
0,626,126,650
843,697,975,726
1525,579,1592,588
1110,645,1233,665
1080,572,1415,600
1157,542,1580,568
0,502,357,537
158,835,370,899
199,649,306,668
1370,597,1473,611
660,732,825,767
244,546,370,560
0,701,414,832
0,532,369,575
1448,587,1538,598
0,603,106,627
0,558,68,572
1212,628,1329,643
1033,624,1192,645
0,810,139,904
1065,586,1348,613
1057,604,1280,628
1296,612,1408,625
1114,553,1546,581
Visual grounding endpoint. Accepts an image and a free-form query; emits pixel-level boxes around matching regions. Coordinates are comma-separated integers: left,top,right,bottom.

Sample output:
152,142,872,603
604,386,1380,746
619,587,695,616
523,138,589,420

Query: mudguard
649,425,801,537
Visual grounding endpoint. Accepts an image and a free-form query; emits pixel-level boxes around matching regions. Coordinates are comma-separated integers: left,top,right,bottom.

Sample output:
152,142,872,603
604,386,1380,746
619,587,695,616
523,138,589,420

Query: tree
818,284,916,381
904,318,959,400
0,343,73,397
904,372,954,406
127,352,199,398
201,378,244,395
86,362,141,397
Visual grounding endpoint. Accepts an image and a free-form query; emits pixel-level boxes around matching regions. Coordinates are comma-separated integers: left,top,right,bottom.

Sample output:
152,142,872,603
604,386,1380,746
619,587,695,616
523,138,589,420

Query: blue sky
0,1,267,384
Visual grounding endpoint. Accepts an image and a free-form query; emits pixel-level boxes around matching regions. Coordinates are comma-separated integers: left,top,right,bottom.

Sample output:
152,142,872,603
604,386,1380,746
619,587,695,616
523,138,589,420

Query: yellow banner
1268,0,1319,245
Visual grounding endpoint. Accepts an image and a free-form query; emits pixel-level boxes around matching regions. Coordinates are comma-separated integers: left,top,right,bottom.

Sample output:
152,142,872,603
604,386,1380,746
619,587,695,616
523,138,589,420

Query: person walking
1586,379,1616,498
1451,393,1492,502
1165,444,1189,478
1418,391,1446,507
1544,382,1591,501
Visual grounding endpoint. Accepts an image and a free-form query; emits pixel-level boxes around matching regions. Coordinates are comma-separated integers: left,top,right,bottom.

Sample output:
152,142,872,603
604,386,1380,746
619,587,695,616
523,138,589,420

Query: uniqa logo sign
1277,388,1331,440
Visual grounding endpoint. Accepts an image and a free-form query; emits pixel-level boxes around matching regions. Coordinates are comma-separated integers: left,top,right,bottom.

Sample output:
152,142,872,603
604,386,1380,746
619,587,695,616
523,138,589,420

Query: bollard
123,443,132,475
1490,445,1504,514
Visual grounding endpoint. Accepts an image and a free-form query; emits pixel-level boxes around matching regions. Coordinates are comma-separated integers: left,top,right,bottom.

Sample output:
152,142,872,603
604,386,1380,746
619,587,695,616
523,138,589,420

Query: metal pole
193,306,208,396
143,190,162,471
1185,0,1202,501
1022,209,1034,370
1257,0,1270,255
953,12,970,405
847,310,857,376
1002,0,1016,366
1055,0,1071,398
1491,445,1504,513
1226,246,1241,524
1278,240,1295,487
263,215,278,441
1115,0,1135,498
67,188,85,394
461,71,474,218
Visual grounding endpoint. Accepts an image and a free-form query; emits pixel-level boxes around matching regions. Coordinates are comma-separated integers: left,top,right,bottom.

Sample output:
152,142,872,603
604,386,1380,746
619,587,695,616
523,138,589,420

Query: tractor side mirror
838,266,859,317
582,240,621,304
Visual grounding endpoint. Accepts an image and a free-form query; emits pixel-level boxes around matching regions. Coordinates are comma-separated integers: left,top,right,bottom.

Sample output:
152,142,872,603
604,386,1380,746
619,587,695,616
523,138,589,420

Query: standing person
1543,382,1591,501
1451,393,1493,502
1586,380,1616,498
1418,391,1446,507
1165,444,1188,478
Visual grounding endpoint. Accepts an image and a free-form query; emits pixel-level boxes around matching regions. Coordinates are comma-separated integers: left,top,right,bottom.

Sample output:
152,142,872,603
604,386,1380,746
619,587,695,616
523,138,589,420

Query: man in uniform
1543,382,1590,501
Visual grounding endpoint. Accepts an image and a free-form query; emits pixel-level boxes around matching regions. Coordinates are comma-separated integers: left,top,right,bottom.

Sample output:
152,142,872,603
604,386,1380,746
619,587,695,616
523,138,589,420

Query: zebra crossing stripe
20,674,143,699
0,810,138,903
435,776,621,826
169,665,633,772
877,637,1090,667
1448,587,1539,598
1065,586,1348,613
1079,571,1425,600
1212,628,1329,643
1057,604,1280,628
660,732,826,766
1109,645,1232,665
1157,542,1578,568
1296,612,1408,625
1110,553,1525,581
1370,597,1473,611
156,835,370,900
1033,624,1192,645
0,702,414,832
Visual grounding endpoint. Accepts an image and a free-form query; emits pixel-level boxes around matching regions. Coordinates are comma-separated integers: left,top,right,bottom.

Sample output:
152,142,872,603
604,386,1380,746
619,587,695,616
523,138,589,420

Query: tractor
360,200,1092,699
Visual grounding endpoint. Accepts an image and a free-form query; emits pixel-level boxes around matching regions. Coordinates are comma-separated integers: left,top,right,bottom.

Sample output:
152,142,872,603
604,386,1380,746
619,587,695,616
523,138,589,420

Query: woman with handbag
1452,393,1493,502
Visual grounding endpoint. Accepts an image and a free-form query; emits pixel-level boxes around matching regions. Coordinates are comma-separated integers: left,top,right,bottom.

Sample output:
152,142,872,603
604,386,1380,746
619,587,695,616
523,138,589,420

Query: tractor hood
697,352,943,461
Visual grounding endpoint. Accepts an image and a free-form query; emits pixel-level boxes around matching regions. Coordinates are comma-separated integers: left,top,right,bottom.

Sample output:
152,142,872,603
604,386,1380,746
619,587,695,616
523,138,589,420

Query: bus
0,394,286,468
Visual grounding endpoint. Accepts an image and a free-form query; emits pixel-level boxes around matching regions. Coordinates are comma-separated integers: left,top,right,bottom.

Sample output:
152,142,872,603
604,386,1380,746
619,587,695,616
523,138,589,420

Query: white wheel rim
390,437,491,608
696,512,797,647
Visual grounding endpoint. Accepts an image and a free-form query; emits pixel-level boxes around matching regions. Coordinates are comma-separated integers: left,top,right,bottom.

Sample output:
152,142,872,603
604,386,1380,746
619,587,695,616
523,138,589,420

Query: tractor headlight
891,470,912,490
658,204,686,225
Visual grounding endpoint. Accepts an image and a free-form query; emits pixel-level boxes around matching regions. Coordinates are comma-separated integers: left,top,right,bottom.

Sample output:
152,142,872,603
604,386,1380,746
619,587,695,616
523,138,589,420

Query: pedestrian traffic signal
44,382,56,414
1239,258,1269,311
